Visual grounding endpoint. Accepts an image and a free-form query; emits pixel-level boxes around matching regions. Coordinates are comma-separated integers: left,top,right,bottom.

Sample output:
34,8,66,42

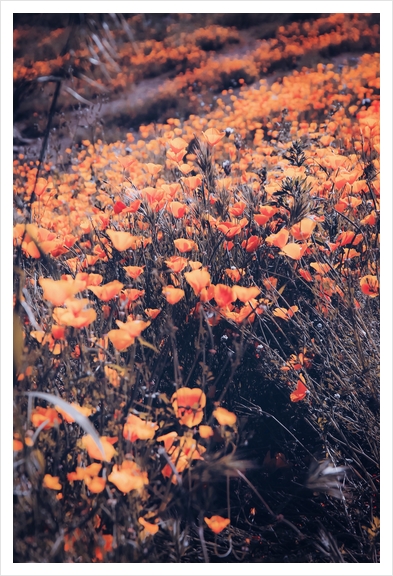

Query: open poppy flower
108,460,149,494
202,127,225,147
107,329,135,351
168,201,187,219
79,435,118,462
123,414,158,442
106,230,136,252
165,256,188,273
266,228,289,249
174,238,198,253
290,375,309,402
161,435,206,482
360,275,379,297
279,243,308,260
291,218,316,241
56,403,96,424
139,517,159,536
213,407,237,426
39,278,84,306
184,269,211,295
89,280,124,302
204,515,230,534
163,285,185,305
115,318,150,337
214,284,235,308
233,285,260,303
123,265,144,279
31,406,61,430
171,387,206,427
273,306,299,320
43,474,62,491
84,476,106,494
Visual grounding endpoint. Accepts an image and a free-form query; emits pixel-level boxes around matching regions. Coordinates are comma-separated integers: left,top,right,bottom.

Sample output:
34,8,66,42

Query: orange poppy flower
174,238,198,253
115,318,150,337
291,218,316,241
84,476,106,494
139,517,159,535
89,280,124,302
145,308,161,319
184,269,211,295
31,406,61,430
108,460,149,494
157,431,178,452
79,435,118,462
43,474,62,491
266,228,289,249
213,407,237,426
279,243,308,260
39,278,84,306
225,268,241,282
188,260,202,270
217,221,242,239
123,265,144,279
298,268,313,282
204,515,230,534
34,178,50,197
310,262,331,275
242,235,261,253
168,137,188,154
273,306,299,320
168,201,187,218
214,284,235,308
254,205,278,226
360,275,379,297
182,175,203,191
117,156,137,171
263,276,278,290
171,387,206,427
53,300,97,329
106,230,136,252
290,376,309,402
233,285,260,303
199,425,214,438
107,329,135,351
202,127,225,147
67,463,102,482
144,162,162,176
229,201,247,217
163,285,185,305
123,414,158,442
165,256,188,273
56,403,95,424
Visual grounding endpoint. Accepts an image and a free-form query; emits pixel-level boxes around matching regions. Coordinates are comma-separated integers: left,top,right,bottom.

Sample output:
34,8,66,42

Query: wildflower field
12,12,381,564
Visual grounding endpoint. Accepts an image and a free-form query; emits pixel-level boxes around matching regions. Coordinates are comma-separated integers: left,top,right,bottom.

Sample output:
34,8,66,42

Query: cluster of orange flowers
13,33,379,560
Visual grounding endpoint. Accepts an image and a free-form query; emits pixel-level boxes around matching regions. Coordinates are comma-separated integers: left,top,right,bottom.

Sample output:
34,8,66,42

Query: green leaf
137,337,159,354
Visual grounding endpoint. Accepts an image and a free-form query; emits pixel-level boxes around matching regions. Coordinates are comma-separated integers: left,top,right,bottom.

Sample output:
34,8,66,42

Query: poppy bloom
213,407,237,426
184,269,211,295
145,308,161,319
273,306,299,320
204,516,230,534
39,278,84,306
229,201,247,217
225,268,241,282
279,243,308,260
168,201,187,219
214,284,235,308
115,318,150,337
217,221,242,239
89,280,124,302
67,463,102,482
266,228,289,249
123,265,144,279
165,256,188,273
84,476,106,494
108,460,149,494
233,285,260,303
199,425,214,438
106,230,136,252
174,238,198,253
202,127,225,147
107,329,135,351
31,406,61,430
291,218,316,241
163,285,185,305
171,387,206,427
168,137,188,154
34,177,50,197
360,275,379,297
56,403,95,424
123,414,158,442
139,517,160,535
290,376,309,402
79,435,118,462
254,205,278,226
43,474,62,491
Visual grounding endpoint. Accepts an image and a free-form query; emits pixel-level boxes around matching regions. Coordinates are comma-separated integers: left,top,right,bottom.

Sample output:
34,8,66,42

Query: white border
2,2,392,575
